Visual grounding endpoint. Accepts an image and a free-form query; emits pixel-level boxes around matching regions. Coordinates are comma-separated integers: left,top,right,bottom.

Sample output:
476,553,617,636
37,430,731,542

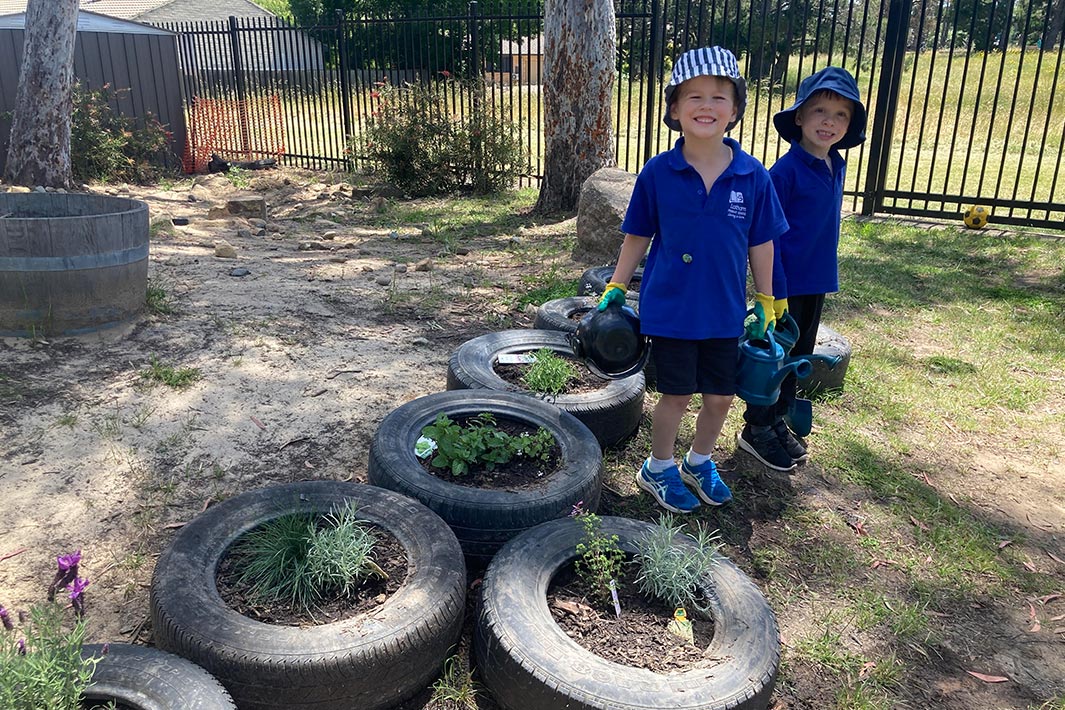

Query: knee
701,394,733,416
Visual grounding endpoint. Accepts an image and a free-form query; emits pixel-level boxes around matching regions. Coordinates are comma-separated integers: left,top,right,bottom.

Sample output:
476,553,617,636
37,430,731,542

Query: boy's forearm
749,240,774,296
609,234,651,286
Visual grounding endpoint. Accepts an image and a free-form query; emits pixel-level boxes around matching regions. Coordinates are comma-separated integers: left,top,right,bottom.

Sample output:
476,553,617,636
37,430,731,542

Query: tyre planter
446,329,645,448
577,265,642,302
149,481,466,710
476,516,780,710
82,643,236,709
797,325,852,396
368,389,602,568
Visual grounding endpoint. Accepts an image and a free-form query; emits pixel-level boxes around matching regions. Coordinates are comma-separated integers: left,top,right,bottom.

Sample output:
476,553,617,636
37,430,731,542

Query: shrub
70,82,171,183
633,514,723,617
571,504,626,608
521,348,580,396
357,79,528,196
229,501,386,611
420,412,554,477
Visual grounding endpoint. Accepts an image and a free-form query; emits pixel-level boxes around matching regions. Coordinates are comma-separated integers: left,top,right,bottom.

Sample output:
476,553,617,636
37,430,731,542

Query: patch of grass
55,412,78,428
428,655,480,710
139,355,201,389
146,281,175,315
517,264,578,309
226,166,251,189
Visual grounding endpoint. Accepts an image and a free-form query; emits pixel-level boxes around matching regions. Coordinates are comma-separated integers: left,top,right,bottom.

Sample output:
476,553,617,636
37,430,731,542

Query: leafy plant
420,412,554,476
225,166,251,189
229,501,386,611
357,79,528,196
521,348,579,395
0,551,102,710
70,82,171,184
140,355,201,389
633,513,722,617
571,504,626,607
146,282,174,315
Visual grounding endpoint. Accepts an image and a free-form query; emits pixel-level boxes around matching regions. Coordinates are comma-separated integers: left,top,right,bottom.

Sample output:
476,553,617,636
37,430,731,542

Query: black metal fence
157,0,1065,229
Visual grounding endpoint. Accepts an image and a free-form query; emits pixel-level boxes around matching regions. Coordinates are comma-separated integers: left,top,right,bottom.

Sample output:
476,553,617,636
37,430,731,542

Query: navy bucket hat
663,46,748,132
773,66,867,149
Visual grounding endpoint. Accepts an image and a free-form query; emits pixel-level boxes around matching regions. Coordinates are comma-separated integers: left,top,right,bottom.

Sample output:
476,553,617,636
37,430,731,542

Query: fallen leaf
1028,602,1037,620
1051,614,1065,622
858,661,877,679
1026,512,1054,530
922,609,950,617
847,519,868,536
1054,627,1065,635
0,548,28,563
162,521,186,529
1022,556,1038,573
997,540,1012,549
966,671,1009,683
1038,594,1061,604
1048,551,1065,565
250,415,267,430
550,599,584,616
1028,621,1041,633
910,516,930,532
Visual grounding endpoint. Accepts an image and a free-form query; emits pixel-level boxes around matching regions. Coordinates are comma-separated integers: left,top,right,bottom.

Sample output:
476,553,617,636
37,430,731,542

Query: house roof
0,0,275,21
0,7,173,34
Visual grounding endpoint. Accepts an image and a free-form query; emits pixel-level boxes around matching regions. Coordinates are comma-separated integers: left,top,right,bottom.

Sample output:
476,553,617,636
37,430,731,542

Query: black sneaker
771,417,808,463
737,424,796,472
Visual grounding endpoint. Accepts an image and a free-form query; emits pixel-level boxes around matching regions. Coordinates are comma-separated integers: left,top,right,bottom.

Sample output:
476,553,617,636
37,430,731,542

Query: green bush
357,79,528,196
420,412,554,476
70,82,171,183
522,348,579,395
571,505,626,608
633,514,722,618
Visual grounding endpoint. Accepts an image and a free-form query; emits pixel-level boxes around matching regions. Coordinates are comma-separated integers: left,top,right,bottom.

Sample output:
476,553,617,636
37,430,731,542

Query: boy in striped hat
599,47,788,513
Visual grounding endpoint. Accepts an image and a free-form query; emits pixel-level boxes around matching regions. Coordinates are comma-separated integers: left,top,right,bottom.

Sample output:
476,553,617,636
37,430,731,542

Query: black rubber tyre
367,390,603,569
149,481,466,710
797,324,852,396
533,295,600,333
446,329,645,448
475,516,780,710
577,265,642,301
82,643,235,709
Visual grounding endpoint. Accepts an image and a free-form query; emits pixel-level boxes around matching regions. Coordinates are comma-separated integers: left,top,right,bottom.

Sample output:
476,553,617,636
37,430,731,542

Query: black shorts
649,335,739,396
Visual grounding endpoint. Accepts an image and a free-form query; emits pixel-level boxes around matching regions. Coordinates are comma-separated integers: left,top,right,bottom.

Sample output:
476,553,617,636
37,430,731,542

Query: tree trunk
3,0,79,189
534,0,617,213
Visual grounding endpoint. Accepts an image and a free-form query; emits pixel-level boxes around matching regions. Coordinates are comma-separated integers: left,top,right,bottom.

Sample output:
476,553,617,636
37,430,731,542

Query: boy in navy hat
599,46,788,513
737,66,867,471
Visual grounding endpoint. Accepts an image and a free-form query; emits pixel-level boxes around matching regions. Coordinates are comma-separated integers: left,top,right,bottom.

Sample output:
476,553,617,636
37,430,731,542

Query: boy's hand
747,292,777,338
773,298,789,320
597,282,628,311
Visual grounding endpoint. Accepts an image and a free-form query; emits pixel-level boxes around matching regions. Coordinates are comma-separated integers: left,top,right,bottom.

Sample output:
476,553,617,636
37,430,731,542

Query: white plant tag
414,436,437,459
497,353,536,364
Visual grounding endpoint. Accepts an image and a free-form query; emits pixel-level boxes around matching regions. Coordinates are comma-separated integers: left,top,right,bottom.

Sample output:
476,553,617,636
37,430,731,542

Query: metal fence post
227,15,251,158
641,0,660,167
862,0,911,216
336,9,354,169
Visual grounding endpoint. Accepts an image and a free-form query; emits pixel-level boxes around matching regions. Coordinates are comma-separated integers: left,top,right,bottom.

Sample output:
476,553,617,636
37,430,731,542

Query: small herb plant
521,348,579,395
428,654,480,709
570,503,626,608
420,412,554,477
633,513,723,617
229,501,387,611
0,550,103,710
140,355,201,389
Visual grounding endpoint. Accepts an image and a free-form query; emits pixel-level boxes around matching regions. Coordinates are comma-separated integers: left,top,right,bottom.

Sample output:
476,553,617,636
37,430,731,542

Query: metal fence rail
157,0,1065,229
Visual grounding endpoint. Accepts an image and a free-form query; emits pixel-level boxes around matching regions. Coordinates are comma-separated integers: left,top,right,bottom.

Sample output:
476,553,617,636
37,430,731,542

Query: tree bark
3,0,79,189
534,0,617,213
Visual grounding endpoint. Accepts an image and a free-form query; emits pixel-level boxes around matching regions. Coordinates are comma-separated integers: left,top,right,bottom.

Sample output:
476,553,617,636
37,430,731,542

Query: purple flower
101,642,110,656
57,550,82,572
569,500,585,517
0,604,12,631
16,638,26,655
66,577,89,618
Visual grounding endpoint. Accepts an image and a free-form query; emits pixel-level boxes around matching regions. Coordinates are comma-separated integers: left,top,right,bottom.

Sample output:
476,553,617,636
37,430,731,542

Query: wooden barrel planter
0,192,149,337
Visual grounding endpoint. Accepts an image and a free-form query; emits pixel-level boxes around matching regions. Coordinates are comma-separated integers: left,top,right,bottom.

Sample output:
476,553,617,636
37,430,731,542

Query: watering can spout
767,358,813,393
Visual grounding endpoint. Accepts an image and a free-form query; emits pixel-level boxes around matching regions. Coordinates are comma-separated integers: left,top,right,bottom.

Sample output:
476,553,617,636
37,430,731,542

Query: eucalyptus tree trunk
534,0,617,213
3,0,79,189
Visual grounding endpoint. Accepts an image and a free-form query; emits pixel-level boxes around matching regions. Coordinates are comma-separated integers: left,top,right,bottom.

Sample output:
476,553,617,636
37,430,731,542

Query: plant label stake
608,579,621,619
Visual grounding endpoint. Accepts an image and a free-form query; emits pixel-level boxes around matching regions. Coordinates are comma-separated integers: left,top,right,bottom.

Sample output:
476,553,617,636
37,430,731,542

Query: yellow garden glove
597,282,628,311
746,292,777,339
773,297,789,321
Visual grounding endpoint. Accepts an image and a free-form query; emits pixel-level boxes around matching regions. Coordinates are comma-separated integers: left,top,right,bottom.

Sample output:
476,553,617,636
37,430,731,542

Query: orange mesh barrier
182,94,286,173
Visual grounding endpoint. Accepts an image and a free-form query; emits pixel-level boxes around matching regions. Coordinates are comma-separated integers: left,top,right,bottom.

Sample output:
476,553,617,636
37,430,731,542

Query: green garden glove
773,297,789,321
597,282,628,311
745,292,777,339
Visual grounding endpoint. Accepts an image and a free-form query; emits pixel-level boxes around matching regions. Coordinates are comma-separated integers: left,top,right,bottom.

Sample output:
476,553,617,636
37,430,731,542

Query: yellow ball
962,205,990,229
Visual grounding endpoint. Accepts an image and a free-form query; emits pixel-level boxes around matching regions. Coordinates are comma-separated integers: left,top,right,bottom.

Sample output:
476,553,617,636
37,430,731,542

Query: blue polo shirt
769,141,846,297
621,137,788,339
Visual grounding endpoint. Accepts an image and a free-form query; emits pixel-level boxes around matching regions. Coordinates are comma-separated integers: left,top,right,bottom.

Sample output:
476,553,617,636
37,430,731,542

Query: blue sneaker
680,457,733,506
637,461,700,514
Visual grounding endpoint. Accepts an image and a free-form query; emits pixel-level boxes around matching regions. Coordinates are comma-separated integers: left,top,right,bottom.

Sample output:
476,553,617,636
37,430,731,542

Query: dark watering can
570,303,650,380
736,324,813,407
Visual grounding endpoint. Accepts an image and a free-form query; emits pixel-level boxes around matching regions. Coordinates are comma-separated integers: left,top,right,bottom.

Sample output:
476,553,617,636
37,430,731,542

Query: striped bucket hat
663,46,748,132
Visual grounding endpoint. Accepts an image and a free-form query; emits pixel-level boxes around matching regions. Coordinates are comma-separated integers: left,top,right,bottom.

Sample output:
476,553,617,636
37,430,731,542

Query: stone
370,196,388,213
412,337,430,346
414,258,433,272
298,241,326,251
6,185,31,193
574,167,637,265
329,256,348,263
323,230,338,240
248,218,267,228
224,196,267,221
394,263,408,273
236,228,252,239
214,240,238,258
455,246,471,256
375,274,392,285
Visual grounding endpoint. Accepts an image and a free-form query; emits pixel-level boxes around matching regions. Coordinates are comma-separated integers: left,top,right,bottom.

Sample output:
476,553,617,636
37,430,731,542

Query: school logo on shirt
728,190,747,219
